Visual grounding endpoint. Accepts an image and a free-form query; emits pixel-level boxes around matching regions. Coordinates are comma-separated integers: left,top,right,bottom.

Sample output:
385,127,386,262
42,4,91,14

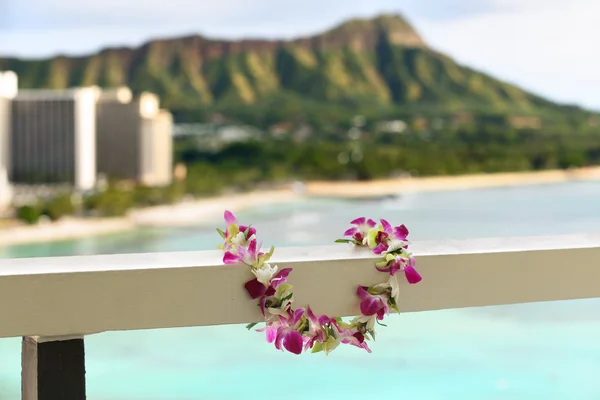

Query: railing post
22,336,86,400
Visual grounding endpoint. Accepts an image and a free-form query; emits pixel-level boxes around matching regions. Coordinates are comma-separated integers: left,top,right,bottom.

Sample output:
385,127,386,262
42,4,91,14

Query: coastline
0,217,134,247
1,167,600,246
0,189,299,247
128,189,299,227
304,166,600,198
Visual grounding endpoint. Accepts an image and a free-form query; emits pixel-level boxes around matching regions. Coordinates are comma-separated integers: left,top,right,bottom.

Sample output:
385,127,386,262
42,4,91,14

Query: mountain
0,14,583,121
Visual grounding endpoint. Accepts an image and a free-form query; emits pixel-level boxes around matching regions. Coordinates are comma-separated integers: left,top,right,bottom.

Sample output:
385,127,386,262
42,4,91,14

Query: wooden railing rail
1,234,600,399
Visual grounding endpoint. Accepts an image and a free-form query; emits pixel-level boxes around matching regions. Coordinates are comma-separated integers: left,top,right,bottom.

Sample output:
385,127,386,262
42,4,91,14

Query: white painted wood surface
0,234,599,339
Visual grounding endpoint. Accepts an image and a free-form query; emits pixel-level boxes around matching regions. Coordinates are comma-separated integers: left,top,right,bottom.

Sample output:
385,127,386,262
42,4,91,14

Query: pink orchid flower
244,267,293,300
259,324,279,345
223,238,262,266
380,219,409,241
375,255,421,284
303,306,331,351
375,255,402,276
341,331,371,353
331,320,371,353
371,230,390,255
222,210,257,246
375,253,421,284
344,217,377,243
403,256,422,284
237,225,257,239
372,219,409,255
357,286,389,320
224,210,237,225
273,308,306,355
375,253,408,276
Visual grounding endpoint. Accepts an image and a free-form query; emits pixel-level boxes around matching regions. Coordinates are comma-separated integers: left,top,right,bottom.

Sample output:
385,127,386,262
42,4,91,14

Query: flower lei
217,211,422,355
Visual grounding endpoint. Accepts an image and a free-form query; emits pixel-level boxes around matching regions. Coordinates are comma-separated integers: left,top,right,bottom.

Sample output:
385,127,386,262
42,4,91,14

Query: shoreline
128,189,299,227
304,166,600,198
0,217,135,247
1,167,600,247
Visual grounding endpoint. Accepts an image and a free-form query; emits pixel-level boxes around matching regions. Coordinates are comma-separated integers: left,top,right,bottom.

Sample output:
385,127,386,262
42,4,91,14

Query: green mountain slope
0,14,580,119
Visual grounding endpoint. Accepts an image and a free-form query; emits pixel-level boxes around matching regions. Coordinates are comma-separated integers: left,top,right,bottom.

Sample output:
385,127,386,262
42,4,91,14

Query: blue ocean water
2,181,600,399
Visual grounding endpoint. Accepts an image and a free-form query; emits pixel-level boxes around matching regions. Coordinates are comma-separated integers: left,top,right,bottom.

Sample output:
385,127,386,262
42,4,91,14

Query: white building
0,71,17,209
0,71,174,196
10,87,98,191
96,91,173,186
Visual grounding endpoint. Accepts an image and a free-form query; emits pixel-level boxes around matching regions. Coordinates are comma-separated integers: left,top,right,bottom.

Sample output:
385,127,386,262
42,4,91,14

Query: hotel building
10,87,97,191
0,72,17,209
0,72,173,196
96,91,173,186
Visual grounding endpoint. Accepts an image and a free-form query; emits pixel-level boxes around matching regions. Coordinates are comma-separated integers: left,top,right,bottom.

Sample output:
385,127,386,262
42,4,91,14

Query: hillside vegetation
0,14,589,125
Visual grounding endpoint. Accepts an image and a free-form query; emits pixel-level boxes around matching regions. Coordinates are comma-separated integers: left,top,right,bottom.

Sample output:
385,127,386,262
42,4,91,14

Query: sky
0,0,599,109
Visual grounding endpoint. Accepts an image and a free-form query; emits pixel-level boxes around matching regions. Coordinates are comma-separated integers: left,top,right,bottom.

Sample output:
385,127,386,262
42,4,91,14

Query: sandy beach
0,217,134,247
1,166,600,246
129,189,299,226
304,166,600,198
0,190,299,246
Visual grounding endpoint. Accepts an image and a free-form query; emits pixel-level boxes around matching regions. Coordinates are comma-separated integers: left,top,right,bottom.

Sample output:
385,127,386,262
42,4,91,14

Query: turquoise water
2,181,600,399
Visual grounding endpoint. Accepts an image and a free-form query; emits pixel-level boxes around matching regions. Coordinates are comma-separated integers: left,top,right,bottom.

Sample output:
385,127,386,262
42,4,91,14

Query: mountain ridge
0,13,588,122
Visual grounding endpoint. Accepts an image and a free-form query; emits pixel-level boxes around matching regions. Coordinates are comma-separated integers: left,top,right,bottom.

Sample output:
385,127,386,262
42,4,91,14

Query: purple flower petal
223,252,240,264
224,210,237,225
310,333,323,346
353,332,365,343
404,265,422,284
362,342,372,353
283,330,304,355
237,247,250,264
274,328,286,350
304,337,315,351
307,306,330,326
330,319,342,333
293,307,305,324
244,278,266,299
271,268,293,288
248,239,257,258
344,227,358,236
265,326,277,343
259,297,267,316
367,219,377,227
380,219,392,233
356,285,370,300
351,217,366,225
265,285,276,296
389,262,401,276
394,224,409,239
376,231,388,243
342,332,372,353
375,264,391,273
360,297,383,316
306,306,318,324
239,225,257,238
372,243,388,255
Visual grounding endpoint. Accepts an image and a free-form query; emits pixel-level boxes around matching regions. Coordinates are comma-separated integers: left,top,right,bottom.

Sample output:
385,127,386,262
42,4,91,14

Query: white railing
2,234,600,399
